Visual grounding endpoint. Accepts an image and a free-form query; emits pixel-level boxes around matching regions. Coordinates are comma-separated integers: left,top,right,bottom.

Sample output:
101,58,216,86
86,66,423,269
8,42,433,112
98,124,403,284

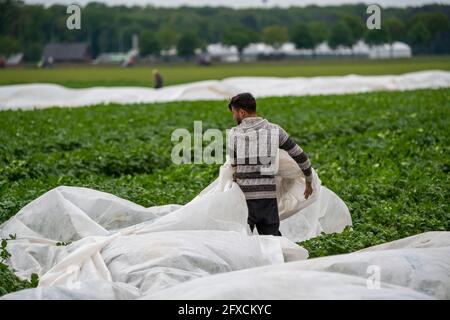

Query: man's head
228,92,257,125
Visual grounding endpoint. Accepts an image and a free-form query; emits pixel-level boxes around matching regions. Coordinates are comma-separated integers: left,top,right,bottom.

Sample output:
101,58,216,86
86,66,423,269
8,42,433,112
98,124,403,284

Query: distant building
240,41,412,60
197,52,212,65
242,43,275,60
42,43,91,63
206,43,239,62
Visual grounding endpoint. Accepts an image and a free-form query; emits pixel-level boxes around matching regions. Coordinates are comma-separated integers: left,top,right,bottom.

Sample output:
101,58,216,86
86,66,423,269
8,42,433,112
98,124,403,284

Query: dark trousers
246,198,282,236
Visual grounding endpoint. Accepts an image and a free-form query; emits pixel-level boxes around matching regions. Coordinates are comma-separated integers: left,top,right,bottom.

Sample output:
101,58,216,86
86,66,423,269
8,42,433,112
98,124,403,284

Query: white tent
369,42,412,59
314,42,333,55
206,43,239,62
242,42,313,57
352,40,371,56
318,40,411,58
242,42,275,57
279,42,313,56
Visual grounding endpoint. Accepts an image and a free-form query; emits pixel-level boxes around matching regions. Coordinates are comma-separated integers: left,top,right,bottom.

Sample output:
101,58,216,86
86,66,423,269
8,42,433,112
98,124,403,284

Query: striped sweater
227,117,313,200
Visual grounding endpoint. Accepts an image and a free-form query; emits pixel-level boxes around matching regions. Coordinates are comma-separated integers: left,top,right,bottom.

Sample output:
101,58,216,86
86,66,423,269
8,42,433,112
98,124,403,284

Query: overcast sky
23,0,450,8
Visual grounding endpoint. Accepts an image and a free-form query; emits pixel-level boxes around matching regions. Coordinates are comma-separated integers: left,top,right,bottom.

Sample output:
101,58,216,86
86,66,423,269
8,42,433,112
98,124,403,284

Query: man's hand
304,181,313,199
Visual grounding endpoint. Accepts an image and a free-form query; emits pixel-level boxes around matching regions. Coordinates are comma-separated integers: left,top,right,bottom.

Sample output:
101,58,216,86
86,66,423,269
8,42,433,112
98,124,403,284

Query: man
153,69,163,89
227,92,313,236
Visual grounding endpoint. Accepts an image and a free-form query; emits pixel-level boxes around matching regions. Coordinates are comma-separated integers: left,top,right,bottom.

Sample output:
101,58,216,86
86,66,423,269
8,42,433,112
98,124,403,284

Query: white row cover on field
0,150,449,299
0,70,449,110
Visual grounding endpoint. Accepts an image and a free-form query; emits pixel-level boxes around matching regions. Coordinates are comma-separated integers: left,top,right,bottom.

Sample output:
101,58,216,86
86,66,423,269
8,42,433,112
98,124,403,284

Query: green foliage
1,234,16,262
0,88,448,294
262,25,289,49
409,12,449,38
329,22,354,49
222,26,259,53
56,241,72,246
291,23,315,50
177,32,200,58
156,26,179,51
384,18,407,43
139,30,160,57
308,21,329,45
0,235,39,297
342,14,366,43
408,22,432,53
0,35,21,55
364,28,390,46
0,264,36,297
0,239,11,262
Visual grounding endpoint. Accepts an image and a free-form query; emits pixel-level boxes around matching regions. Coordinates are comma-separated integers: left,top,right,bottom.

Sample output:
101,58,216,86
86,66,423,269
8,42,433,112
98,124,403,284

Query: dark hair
228,92,256,112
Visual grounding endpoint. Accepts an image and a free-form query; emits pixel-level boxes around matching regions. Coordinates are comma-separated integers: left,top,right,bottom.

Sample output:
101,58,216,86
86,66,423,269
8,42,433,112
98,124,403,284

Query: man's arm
278,126,314,198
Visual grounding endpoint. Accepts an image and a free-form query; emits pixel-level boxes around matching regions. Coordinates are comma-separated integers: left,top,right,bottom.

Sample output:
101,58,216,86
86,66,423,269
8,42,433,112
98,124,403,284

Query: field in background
1,56,450,88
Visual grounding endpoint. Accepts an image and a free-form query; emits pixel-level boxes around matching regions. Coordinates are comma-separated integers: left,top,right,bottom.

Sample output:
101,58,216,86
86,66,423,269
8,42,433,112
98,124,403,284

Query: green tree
240,13,259,32
342,15,365,43
309,21,329,44
262,25,288,49
328,22,353,50
364,27,390,57
0,0,23,36
407,22,432,54
139,30,160,57
24,42,43,62
0,35,21,56
409,12,449,38
408,12,449,54
384,18,406,43
221,26,258,55
291,22,315,50
384,18,407,58
156,26,179,51
364,28,389,47
177,31,200,59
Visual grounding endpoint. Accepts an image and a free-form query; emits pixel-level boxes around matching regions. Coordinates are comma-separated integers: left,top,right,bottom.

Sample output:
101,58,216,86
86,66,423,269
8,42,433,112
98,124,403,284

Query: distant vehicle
5,53,24,66
197,52,211,66
123,49,139,67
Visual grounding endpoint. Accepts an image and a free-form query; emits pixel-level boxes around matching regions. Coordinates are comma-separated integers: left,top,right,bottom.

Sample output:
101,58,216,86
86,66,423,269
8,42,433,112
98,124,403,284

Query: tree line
0,0,449,61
